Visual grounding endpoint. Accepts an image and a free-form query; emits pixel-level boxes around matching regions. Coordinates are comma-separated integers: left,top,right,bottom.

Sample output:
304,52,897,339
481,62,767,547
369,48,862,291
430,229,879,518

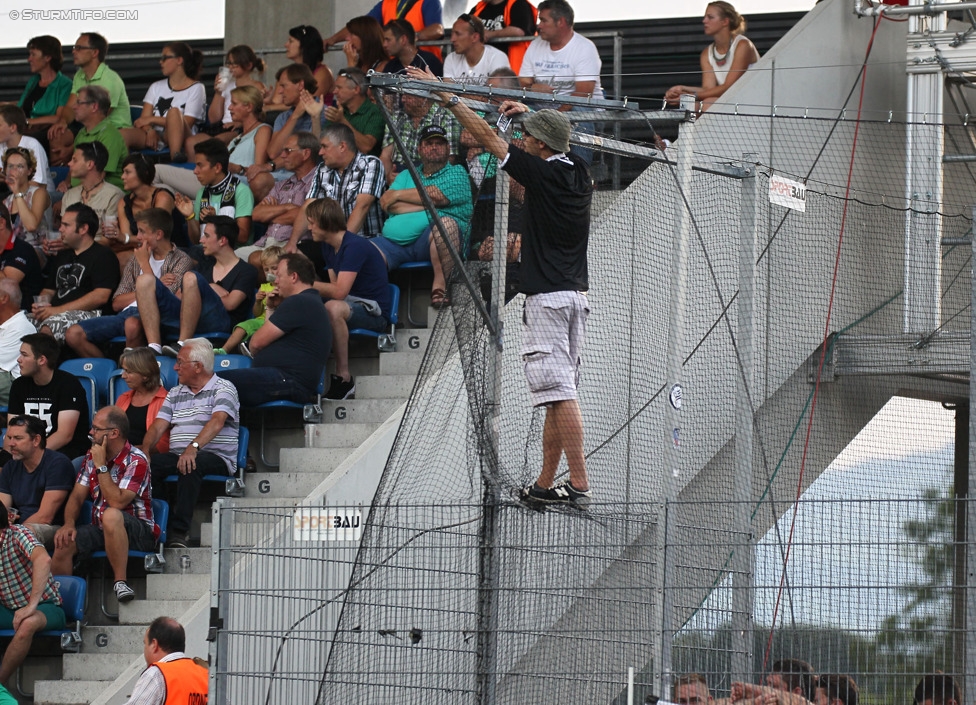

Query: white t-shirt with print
443,45,511,83
141,79,206,136
521,32,604,99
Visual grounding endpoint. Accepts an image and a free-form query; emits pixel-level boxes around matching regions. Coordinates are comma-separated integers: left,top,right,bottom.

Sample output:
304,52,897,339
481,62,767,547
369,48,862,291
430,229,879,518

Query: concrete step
243,471,327,498
119,600,197,625
146,573,210,600
395,327,434,352
279,446,355,474
356,374,417,399
306,423,382,448
78,624,149,654
62,652,136,681
330,357,379,377
161,547,212,574
34,678,109,705
318,397,404,424
378,350,425,376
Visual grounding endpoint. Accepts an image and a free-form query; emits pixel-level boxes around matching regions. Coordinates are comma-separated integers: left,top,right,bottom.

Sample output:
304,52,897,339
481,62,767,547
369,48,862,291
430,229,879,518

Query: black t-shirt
45,242,122,314
385,49,444,77
8,370,91,460
21,83,47,121
0,238,42,311
125,403,149,446
198,257,259,326
253,288,332,394
501,146,591,295
472,0,536,49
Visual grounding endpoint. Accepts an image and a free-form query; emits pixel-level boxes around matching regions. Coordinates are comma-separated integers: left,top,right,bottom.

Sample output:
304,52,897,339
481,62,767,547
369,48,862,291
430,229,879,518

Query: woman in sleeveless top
112,154,177,266
665,2,759,113
116,348,170,453
2,147,51,250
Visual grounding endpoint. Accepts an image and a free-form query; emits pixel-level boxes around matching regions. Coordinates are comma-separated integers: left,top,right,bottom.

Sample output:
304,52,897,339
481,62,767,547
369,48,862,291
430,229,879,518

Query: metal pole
731,154,759,685
965,207,976,700
628,666,635,705
475,135,512,705
209,499,231,705
651,93,698,699
613,32,623,191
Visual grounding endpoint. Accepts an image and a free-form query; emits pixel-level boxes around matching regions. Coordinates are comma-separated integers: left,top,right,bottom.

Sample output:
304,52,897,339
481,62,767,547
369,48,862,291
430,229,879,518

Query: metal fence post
651,93,698,699
966,207,976,700
209,498,231,705
731,154,759,685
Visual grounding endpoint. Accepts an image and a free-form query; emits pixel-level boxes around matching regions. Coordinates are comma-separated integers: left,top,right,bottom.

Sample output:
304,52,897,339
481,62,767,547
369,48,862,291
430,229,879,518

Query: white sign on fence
768,174,807,212
293,508,363,541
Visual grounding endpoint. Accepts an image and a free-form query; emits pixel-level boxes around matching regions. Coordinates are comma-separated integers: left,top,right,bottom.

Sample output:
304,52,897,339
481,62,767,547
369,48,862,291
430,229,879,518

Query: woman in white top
123,42,206,162
665,2,759,112
2,147,51,249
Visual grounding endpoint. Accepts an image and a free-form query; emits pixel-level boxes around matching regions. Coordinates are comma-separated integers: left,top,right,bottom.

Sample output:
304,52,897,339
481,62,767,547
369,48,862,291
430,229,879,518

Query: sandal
430,288,451,309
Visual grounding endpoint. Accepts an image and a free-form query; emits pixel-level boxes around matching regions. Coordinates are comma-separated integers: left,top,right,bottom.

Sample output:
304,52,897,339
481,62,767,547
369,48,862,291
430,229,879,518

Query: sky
0,0,817,50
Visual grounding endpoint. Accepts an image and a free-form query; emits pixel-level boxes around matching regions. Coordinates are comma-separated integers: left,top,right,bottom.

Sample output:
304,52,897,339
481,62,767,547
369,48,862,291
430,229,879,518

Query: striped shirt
157,374,239,475
78,442,159,539
0,525,61,609
306,152,386,238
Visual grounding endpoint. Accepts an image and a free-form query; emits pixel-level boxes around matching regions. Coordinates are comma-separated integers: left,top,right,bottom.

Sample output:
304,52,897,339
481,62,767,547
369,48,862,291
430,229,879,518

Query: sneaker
167,533,190,549
324,374,355,400
114,580,136,604
171,151,188,164
520,481,591,509
239,341,253,359
161,342,182,358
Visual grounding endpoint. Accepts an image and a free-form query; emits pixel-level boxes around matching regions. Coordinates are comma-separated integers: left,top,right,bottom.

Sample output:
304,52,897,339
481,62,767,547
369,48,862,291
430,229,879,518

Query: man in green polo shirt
47,32,131,161
322,67,385,157
71,86,127,188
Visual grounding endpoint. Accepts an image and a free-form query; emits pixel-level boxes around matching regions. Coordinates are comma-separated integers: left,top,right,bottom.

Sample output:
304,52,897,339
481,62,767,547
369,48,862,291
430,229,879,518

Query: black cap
419,124,449,143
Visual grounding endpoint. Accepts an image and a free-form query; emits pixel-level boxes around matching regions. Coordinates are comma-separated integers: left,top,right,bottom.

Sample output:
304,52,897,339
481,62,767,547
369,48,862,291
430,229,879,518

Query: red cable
760,12,884,674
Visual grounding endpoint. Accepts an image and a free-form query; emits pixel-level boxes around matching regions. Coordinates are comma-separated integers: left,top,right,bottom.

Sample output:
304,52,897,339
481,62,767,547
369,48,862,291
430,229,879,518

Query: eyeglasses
280,147,303,154
74,45,95,51
76,100,95,106
173,359,200,368
90,425,117,433
225,62,239,68
160,54,178,62
457,14,483,33
4,163,28,170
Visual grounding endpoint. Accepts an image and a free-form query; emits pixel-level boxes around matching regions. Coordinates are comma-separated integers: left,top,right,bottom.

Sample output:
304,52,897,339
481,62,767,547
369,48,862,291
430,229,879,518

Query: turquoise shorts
0,600,66,630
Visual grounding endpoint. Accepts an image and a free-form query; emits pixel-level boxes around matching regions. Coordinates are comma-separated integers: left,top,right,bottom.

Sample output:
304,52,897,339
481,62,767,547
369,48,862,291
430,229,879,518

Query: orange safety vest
156,658,209,705
382,0,443,59
473,0,538,74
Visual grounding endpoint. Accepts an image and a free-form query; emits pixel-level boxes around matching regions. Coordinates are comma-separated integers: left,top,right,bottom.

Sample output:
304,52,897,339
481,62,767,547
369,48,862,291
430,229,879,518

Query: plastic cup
34,294,50,306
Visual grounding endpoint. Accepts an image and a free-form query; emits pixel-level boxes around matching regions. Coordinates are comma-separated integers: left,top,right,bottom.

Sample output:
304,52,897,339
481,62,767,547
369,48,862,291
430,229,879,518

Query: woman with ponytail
123,41,207,161
665,2,759,112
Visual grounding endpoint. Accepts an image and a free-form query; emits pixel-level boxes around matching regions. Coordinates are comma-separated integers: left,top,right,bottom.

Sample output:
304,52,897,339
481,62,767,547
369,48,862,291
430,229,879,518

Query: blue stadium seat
396,261,432,327
59,358,117,409
108,368,131,403
81,498,169,619
155,356,178,388
250,375,325,469
213,354,252,372
49,166,69,188
0,575,85,653
350,283,400,353
163,425,248,498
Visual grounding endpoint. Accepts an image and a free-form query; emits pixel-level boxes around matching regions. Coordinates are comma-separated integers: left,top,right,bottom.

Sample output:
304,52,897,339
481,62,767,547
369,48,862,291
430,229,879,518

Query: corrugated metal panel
0,38,225,108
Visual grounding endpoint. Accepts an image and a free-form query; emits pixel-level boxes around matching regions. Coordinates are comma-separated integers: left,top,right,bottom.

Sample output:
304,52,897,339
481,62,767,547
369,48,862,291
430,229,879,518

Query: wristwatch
190,441,200,450
445,95,460,108
13,193,25,200
96,465,109,474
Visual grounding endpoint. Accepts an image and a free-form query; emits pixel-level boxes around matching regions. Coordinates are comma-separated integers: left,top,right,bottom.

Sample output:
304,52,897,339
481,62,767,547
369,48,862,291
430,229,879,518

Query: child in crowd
215,246,282,356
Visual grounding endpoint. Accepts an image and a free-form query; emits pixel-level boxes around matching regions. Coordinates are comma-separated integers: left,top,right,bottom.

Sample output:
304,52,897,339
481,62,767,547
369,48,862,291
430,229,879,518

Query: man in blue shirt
300,198,391,401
